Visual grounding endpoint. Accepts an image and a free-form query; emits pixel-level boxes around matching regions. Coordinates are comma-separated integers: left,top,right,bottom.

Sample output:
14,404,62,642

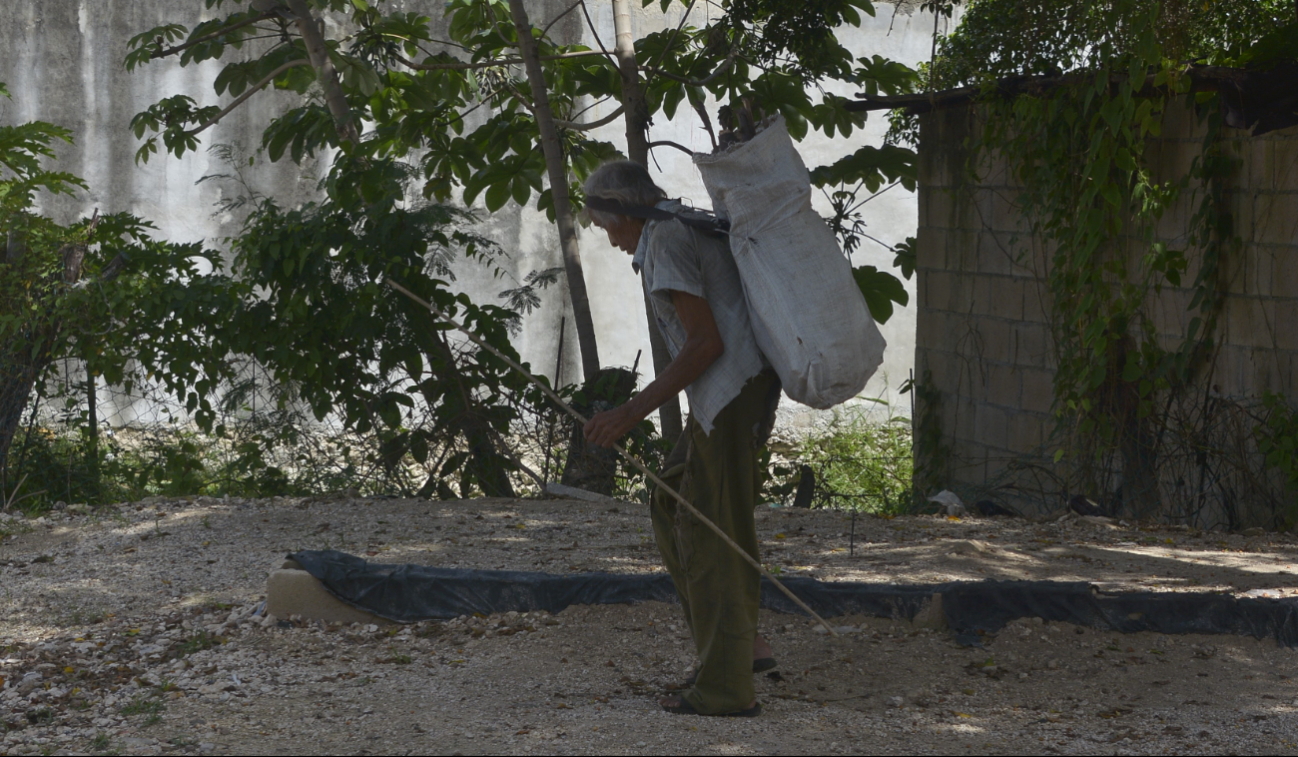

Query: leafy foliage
932,0,1292,87
764,405,913,514
1257,393,1298,525
216,155,541,498
126,0,921,325
1,87,241,498
943,0,1295,518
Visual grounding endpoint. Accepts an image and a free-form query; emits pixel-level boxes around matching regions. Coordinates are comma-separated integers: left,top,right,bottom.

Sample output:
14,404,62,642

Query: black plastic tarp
289,550,1298,647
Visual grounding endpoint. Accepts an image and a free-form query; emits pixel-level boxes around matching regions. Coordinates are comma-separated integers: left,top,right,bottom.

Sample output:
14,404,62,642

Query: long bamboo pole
386,279,839,637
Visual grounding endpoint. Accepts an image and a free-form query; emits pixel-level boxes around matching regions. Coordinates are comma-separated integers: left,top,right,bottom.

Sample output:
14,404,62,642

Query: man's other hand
583,407,640,448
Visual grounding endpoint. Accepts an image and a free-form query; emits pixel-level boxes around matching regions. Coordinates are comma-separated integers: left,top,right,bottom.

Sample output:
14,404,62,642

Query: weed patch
767,408,913,514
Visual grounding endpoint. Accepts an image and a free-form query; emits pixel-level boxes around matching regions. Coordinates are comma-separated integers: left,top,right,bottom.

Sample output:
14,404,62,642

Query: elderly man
581,160,777,717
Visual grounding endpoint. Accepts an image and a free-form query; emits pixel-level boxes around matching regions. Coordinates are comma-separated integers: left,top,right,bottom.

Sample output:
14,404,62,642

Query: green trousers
651,370,776,714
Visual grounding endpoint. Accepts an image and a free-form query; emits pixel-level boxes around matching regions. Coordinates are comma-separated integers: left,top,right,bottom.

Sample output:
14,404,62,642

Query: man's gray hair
582,160,666,225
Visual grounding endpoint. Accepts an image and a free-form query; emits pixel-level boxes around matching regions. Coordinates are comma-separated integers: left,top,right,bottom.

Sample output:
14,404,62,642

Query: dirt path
3,496,1298,755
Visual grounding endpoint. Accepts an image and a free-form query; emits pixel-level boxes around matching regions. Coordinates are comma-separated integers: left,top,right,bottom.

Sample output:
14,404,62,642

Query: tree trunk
285,0,360,146
507,0,601,383
612,0,683,444
0,238,87,494
396,294,516,498
85,365,99,489
0,353,46,496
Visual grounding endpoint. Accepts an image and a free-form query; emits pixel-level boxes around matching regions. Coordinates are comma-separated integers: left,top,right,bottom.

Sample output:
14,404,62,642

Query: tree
123,0,924,496
126,0,923,344
0,84,240,502
217,156,535,498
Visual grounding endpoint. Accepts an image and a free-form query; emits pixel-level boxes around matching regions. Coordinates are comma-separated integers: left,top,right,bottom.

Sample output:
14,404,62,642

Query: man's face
596,215,645,255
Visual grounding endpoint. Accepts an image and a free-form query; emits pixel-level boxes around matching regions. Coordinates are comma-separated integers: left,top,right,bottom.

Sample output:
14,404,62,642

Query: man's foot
659,695,761,717
677,634,777,688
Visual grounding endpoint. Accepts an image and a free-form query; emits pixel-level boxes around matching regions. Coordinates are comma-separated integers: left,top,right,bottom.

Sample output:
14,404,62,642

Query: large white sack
693,115,886,409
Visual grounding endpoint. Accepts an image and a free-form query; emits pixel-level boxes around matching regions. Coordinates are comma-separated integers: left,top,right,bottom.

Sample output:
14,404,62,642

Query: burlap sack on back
693,115,886,408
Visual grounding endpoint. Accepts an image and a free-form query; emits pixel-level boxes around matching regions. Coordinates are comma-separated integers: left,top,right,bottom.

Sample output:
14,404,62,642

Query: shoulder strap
585,196,730,237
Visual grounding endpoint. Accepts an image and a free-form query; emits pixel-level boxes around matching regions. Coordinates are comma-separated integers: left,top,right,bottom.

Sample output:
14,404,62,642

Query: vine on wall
923,0,1296,524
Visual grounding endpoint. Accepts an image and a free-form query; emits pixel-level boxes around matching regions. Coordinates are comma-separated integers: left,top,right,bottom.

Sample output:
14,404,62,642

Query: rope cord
385,279,839,637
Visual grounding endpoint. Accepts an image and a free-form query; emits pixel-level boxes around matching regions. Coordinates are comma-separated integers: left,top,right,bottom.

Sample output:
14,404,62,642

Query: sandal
680,657,777,688
660,696,762,718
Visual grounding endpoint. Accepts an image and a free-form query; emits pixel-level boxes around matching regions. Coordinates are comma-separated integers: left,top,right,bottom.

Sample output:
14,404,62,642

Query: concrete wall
914,102,1298,524
1,0,943,428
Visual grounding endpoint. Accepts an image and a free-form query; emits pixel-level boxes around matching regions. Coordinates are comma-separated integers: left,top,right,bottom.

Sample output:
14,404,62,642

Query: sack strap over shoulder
585,196,730,237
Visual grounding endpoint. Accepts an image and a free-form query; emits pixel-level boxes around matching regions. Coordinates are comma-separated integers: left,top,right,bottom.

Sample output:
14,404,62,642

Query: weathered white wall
1,0,945,428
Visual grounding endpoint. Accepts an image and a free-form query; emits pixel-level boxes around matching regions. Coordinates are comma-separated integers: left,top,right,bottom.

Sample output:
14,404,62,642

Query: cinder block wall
913,104,1298,521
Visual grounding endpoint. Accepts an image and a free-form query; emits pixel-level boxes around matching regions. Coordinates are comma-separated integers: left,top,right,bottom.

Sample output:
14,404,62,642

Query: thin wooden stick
386,279,839,637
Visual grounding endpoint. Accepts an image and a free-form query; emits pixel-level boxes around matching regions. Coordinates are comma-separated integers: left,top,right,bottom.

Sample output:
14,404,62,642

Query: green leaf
484,181,511,212
852,265,908,324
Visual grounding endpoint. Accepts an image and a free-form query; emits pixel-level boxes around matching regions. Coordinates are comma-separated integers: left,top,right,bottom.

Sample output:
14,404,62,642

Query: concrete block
977,231,1019,276
1270,139,1298,195
1151,288,1193,338
989,190,1026,234
923,270,951,312
1152,129,1201,185
1270,244,1298,299
971,276,1000,317
973,402,1010,450
1246,348,1284,396
1275,301,1298,351
1020,369,1056,414
983,363,1022,407
1012,322,1053,369
1158,103,1201,145
950,395,978,444
1286,352,1298,396
988,278,1025,321
975,317,1014,364
265,567,394,626
1214,345,1250,397
1222,243,1273,298
1245,138,1275,192
916,309,944,351
917,226,945,268
929,311,965,353
1021,283,1050,324
1254,192,1298,247
1008,412,1047,451
1223,297,1266,350
927,188,960,230
917,188,935,230
947,272,977,314
945,229,979,272
1153,197,1193,246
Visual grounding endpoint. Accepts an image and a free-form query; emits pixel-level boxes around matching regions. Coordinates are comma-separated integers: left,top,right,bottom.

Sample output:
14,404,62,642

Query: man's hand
581,290,723,449
583,406,642,449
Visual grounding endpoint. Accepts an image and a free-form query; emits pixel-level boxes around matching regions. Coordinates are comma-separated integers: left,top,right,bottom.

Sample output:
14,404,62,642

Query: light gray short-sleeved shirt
632,201,768,434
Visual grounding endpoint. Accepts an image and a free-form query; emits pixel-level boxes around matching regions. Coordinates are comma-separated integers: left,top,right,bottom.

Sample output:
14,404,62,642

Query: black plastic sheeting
289,550,1298,648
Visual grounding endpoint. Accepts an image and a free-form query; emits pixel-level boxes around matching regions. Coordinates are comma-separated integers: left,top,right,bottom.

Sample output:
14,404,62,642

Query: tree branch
640,48,738,87
393,49,610,71
648,140,693,156
507,0,601,381
844,65,1264,114
185,59,312,138
151,11,278,61
285,0,359,146
554,104,625,131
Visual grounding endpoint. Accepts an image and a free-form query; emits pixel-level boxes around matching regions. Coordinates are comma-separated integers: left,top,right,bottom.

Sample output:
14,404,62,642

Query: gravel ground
3,495,1298,755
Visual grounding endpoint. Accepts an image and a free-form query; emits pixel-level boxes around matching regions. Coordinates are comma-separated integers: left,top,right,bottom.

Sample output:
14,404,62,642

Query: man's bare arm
583,290,723,448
